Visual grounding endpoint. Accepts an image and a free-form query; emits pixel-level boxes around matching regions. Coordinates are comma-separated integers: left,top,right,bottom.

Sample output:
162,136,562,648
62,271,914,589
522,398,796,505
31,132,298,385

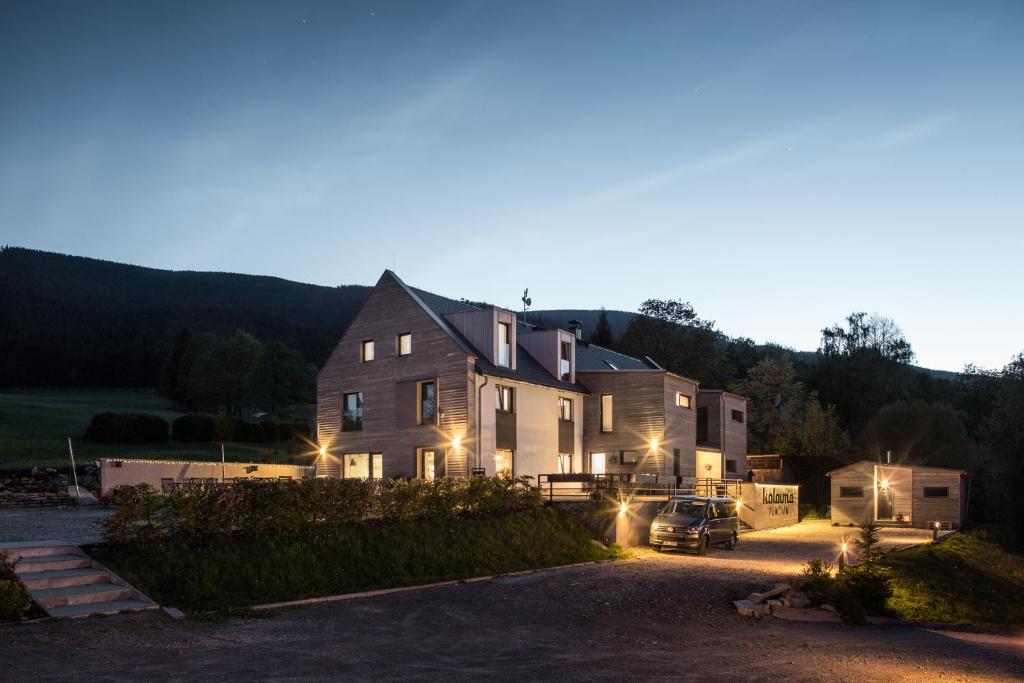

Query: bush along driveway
91,477,620,611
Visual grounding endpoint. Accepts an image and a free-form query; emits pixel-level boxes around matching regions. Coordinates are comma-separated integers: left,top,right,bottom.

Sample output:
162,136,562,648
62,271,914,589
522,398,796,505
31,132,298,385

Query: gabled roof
826,460,969,476
386,271,587,394
574,341,659,371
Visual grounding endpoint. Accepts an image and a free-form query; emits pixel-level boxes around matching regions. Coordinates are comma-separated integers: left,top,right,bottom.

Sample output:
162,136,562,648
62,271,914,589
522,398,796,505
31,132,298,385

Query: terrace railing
536,473,743,502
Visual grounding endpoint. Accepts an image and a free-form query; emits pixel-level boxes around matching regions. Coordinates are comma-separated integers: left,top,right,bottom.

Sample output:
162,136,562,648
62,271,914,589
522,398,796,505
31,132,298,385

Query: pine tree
590,308,614,347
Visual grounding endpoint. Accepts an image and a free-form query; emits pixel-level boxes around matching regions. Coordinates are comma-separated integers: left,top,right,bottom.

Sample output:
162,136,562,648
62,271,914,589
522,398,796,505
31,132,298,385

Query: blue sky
2,1,1022,371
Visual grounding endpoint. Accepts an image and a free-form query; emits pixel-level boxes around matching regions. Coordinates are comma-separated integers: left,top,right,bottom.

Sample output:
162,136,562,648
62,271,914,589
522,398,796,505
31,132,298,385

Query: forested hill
0,247,371,387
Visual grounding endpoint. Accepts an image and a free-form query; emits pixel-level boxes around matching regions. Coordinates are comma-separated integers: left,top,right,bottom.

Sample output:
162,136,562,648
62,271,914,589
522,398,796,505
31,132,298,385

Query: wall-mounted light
880,479,889,491
319,445,327,457
649,438,659,449
452,435,462,450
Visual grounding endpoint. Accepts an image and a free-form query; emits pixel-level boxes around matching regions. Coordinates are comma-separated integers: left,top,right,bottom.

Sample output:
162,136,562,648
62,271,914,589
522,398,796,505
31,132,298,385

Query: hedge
85,412,170,444
170,414,310,443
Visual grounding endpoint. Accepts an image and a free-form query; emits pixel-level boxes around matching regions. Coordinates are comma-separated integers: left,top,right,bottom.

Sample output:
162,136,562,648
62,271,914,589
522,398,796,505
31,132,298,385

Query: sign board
739,482,799,530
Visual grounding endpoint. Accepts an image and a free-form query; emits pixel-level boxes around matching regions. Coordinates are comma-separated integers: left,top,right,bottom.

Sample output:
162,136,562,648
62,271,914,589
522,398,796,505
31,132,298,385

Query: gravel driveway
2,521,1020,681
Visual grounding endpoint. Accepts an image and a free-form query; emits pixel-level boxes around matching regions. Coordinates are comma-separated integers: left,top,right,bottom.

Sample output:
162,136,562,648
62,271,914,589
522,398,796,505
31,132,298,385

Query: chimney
568,319,583,340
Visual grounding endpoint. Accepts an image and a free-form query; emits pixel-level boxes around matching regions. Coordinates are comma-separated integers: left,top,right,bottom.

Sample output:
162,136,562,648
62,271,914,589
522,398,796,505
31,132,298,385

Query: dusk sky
2,0,1021,371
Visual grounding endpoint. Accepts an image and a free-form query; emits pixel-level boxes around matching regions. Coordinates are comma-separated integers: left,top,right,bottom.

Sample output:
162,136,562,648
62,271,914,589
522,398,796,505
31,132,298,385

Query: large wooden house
316,270,747,482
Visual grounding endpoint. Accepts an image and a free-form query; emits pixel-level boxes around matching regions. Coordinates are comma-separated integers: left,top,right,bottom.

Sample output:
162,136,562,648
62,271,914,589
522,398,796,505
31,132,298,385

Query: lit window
839,486,863,498
560,341,571,380
558,397,573,421
342,392,363,431
558,453,572,474
497,322,511,367
676,393,691,408
420,449,441,480
419,381,436,424
398,333,412,356
495,449,513,478
600,394,613,432
620,450,638,464
361,340,374,362
496,385,514,412
731,409,744,423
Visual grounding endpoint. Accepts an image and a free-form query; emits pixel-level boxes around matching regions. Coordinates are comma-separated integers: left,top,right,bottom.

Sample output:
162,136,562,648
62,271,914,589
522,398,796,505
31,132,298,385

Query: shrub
102,476,545,544
171,413,310,443
798,558,834,599
0,557,30,621
85,412,169,444
834,564,894,621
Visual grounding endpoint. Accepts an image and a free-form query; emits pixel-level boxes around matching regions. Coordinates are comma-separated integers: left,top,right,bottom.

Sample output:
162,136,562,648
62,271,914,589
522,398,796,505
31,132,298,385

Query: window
558,453,572,474
620,450,638,464
696,407,709,442
361,340,374,362
419,449,442,480
923,487,949,498
600,394,613,432
560,341,571,380
731,409,744,423
495,449,513,478
344,452,369,479
676,393,691,408
725,459,737,473
558,396,573,421
419,381,436,424
496,385,514,412
342,392,363,431
497,322,511,367
398,333,412,356
839,486,863,498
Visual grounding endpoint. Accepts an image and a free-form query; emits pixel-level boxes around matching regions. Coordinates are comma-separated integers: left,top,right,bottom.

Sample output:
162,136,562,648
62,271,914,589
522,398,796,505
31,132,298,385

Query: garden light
619,500,627,515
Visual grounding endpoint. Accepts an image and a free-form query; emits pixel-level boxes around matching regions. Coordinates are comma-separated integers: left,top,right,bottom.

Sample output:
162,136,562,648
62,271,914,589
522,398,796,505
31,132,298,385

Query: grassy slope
0,389,314,472
882,532,1024,629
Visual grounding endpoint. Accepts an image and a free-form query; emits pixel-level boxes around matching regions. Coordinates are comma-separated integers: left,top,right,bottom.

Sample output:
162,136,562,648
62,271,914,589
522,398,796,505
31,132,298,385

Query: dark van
648,495,739,554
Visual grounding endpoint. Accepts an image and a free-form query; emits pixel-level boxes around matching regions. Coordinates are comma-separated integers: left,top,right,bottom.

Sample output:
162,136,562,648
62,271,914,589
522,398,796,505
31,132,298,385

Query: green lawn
882,531,1024,629
0,388,315,473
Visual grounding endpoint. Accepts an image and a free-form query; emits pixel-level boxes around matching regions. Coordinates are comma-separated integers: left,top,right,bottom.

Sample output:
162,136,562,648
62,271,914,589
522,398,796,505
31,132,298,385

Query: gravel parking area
0,506,114,544
2,521,1020,681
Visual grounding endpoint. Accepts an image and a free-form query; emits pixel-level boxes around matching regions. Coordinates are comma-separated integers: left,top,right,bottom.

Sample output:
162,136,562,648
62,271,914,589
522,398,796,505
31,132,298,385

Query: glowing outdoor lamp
319,444,328,458
649,438,659,449
880,479,889,491
839,541,848,571
452,434,462,450
619,500,627,515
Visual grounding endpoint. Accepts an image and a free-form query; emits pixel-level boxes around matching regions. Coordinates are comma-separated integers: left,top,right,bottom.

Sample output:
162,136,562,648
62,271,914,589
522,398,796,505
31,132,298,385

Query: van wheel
697,534,710,556
726,532,738,550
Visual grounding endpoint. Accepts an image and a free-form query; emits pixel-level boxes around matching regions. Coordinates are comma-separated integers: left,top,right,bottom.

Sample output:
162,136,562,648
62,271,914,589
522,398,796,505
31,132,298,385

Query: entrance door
877,485,894,520
590,452,606,475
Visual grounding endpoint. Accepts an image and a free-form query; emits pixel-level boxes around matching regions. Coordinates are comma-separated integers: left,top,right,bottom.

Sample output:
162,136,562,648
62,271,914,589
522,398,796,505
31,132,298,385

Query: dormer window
497,322,511,367
560,341,571,381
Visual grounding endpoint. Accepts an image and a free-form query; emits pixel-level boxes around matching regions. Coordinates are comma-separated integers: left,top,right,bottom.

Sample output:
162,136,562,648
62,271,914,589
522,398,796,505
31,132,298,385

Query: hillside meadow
0,388,314,473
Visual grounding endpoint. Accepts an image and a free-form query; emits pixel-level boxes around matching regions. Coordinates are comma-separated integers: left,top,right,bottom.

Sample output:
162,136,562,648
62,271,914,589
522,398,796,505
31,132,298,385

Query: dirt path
2,521,1020,681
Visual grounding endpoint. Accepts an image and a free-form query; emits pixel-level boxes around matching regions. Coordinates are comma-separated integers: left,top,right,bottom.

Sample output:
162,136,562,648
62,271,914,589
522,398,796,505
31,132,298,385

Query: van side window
716,503,734,518
705,504,716,519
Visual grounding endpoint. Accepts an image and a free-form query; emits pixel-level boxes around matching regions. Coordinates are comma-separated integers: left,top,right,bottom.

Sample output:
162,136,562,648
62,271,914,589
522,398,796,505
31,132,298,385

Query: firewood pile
733,579,842,623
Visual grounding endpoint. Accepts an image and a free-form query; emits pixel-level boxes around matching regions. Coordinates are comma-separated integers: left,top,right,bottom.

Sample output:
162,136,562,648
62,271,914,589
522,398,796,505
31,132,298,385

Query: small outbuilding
827,461,969,529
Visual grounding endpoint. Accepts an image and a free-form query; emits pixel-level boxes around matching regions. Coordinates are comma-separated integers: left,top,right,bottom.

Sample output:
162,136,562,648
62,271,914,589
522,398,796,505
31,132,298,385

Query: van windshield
661,500,706,517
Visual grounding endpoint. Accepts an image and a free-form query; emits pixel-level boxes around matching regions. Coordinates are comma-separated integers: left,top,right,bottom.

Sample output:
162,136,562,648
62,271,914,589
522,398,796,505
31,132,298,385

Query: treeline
0,247,369,387
601,301,1023,533
160,329,315,417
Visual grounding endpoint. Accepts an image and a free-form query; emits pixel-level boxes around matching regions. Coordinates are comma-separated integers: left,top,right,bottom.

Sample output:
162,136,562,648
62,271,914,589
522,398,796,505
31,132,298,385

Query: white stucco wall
475,374,583,480
696,449,722,479
98,459,316,496
739,482,799,530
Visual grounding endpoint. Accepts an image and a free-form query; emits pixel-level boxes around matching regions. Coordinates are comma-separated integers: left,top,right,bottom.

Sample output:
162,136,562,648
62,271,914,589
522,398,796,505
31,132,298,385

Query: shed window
676,393,691,409
731,409,744,423
923,487,949,498
620,450,638,464
839,486,863,498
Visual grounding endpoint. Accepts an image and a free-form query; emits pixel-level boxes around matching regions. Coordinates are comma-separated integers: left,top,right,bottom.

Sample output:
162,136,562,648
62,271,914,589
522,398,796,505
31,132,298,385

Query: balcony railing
536,473,743,502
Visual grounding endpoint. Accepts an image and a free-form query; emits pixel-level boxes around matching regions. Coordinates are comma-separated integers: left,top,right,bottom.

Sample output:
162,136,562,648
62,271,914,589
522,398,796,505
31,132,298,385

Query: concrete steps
0,541,158,619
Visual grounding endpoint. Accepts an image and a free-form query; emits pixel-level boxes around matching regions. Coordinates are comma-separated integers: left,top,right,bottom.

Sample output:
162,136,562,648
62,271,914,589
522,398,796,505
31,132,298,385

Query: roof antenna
521,288,531,325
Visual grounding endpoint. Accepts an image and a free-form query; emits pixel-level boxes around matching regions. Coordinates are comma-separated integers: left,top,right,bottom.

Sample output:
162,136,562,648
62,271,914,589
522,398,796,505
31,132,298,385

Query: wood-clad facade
828,461,969,528
316,270,748,483
317,273,476,479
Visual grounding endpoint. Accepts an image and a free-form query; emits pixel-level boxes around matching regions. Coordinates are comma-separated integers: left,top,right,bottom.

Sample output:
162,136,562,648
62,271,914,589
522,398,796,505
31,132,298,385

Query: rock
162,607,186,620
784,597,811,608
767,599,784,608
750,583,790,603
733,600,770,617
820,604,837,612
